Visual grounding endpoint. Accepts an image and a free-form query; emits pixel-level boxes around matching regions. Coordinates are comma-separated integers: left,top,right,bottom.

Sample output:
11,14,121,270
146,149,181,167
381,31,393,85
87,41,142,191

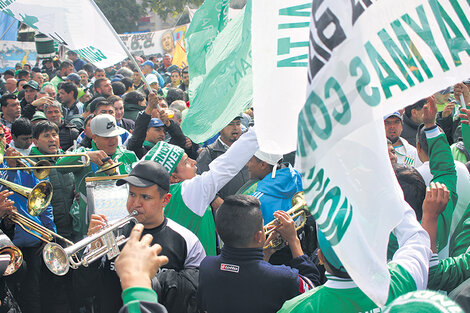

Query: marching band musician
78,161,205,313
55,114,138,239
0,190,22,313
115,223,169,313
197,195,320,313
27,120,77,312
243,150,317,267
0,124,56,313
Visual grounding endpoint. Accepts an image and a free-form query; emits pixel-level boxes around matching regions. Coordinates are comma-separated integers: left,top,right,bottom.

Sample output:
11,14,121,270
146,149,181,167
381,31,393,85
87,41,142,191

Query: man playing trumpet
78,161,205,313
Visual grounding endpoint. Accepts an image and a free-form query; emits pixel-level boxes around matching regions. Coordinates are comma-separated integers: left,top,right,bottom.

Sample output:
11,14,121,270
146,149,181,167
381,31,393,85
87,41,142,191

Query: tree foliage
95,0,145,33
142,0,204,21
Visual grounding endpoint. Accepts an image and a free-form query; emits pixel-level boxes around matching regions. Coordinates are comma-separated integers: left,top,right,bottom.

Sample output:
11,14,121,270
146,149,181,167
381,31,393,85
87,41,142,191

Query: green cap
31,111,48,122
143,141,184,175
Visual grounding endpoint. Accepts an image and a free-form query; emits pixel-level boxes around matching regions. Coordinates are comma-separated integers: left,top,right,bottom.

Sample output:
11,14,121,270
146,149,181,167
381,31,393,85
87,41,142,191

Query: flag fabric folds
297,0,470,306
0,0,127,67
182,0,252,144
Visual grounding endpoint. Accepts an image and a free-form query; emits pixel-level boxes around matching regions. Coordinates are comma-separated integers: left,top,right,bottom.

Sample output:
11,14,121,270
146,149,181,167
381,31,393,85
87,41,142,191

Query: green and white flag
0,0,127,67
298,0,470,306
182,0,252,144
185,0,230,78
252,1,311,154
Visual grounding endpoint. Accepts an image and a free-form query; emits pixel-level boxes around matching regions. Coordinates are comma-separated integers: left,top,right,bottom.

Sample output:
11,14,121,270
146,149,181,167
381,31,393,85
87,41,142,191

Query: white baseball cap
254,150,283,178
90,114,125,137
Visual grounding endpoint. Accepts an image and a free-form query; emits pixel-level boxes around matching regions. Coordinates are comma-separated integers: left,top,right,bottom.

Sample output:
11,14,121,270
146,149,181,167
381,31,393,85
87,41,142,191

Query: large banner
297,0,470,306
252,1,311,154
119,24,188,57
0,0,127,68
0,41,37,72
182,0,254,144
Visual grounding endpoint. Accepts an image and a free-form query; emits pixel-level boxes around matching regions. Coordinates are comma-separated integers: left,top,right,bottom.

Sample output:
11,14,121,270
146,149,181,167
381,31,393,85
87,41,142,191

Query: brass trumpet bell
0,178,52,215
263,191,311,250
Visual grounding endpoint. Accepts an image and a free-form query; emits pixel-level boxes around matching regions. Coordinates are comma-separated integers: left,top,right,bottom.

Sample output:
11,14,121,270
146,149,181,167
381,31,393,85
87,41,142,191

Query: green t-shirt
166,182,217,256
278,263,416,313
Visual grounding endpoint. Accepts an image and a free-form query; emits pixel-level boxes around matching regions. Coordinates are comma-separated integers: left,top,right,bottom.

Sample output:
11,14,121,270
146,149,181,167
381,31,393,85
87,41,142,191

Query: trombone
264,192,311,250
43,211,139,276
0,178,74,246
1,153,91,179
7,211,73,247
0,178,53,215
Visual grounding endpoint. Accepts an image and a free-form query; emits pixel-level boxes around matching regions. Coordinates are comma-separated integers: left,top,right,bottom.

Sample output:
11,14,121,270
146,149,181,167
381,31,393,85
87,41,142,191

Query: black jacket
401,113,420,147
28,147,74,240
117,118,135,133
196,139,249,199
59,121,80,151
198,246,320,313
20,98,36,120
128,112,186,159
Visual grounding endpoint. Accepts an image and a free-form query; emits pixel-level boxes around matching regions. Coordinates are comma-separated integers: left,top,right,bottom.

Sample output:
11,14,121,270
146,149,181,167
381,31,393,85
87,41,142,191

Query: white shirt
394,137,422,168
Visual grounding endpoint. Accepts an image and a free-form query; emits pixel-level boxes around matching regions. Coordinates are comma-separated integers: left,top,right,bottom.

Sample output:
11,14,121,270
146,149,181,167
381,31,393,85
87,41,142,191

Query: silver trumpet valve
42,210,139,276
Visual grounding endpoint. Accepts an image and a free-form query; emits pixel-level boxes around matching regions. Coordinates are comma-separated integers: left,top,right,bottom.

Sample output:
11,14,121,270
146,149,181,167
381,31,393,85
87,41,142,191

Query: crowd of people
0,47,468,313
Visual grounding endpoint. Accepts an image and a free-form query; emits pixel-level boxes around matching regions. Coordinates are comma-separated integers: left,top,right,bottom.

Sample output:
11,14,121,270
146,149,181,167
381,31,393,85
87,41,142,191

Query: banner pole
0,20,16,41
88,0,160,110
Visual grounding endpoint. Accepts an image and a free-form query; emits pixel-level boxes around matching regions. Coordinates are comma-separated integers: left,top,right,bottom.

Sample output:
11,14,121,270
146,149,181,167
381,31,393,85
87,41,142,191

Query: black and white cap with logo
90,114,125,137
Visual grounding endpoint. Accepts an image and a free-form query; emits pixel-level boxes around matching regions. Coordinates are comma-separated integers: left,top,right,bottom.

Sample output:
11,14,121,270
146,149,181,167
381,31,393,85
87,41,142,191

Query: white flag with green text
298,0,470,306
0,0,126,67
252,1,311,154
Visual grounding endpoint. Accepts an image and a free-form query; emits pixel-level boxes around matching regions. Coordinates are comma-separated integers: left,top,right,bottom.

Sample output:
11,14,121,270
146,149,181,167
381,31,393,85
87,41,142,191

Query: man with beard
384,111,422,168
196,115,250,208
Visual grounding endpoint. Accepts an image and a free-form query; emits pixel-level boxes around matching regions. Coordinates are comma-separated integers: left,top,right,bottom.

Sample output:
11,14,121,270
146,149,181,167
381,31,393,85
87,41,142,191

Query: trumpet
264,192,311,250
1,153,91,179
43,210,138,276
0,232,23,276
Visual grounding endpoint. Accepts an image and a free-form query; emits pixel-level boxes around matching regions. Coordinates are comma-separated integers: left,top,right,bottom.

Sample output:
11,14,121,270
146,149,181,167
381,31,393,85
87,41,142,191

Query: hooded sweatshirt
252,165,303,224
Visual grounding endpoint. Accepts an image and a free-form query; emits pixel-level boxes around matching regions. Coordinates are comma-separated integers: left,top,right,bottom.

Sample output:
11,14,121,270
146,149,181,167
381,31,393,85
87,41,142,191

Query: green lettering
324,77,351,125
277,54,309,67
365,41,408,99
316,187,341,224
277,37,309,55
278,22,310,29
91,47,107,61
325,198,353,246
401,5,449,72
297,112,318,156
378,20,433,86
349,57,381,107
304,90,332,140
429,0,470,66
278,3,311,17
449,0,470,38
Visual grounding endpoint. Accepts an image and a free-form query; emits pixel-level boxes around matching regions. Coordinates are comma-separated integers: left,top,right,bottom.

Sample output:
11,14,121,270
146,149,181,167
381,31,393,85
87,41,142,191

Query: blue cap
383,111,402,121
148,118,164,129
142,60,154,68
317,228,347,274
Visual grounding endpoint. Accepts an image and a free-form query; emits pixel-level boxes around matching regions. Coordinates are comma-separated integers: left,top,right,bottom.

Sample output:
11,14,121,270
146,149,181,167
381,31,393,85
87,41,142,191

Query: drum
34,34,55,58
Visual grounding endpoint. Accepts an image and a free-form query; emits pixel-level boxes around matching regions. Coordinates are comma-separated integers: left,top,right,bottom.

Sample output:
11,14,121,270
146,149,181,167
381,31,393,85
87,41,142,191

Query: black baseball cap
116,160,170,191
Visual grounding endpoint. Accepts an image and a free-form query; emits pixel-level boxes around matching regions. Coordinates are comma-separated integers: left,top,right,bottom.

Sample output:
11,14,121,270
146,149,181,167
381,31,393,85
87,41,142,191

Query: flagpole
0,20,16,41
88,0,160,110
